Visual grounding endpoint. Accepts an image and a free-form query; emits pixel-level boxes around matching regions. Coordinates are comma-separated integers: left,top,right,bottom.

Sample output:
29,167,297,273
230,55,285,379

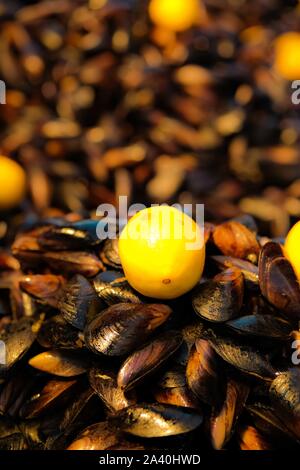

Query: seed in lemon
285,221,300,280
274,32,300,80
0,156,27,210
149,0,201,32
119,206,205,299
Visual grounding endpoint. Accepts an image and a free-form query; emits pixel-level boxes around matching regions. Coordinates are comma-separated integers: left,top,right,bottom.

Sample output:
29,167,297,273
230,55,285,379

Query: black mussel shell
67,422,120,450
59,274,101,330
84,303,172,356
37,315,84,350
227,314,292,339
19,378,78,419
269,368,300,439
0,317,40,375
37,226,94,251
111,404,203,438
89,367,136,412
238,424,271,450
210,379,249,450
153,366,199,409
208,330,276,380
42,251,103,277
28,350,88,377
93,271,141,306
20,274,65,308
259,242,300,320
117,331,182,390
100,238,122,269
192,268,244,322
186,338,225,407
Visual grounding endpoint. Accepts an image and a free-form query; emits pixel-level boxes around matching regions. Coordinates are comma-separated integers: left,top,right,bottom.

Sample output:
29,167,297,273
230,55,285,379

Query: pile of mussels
0,215,300,450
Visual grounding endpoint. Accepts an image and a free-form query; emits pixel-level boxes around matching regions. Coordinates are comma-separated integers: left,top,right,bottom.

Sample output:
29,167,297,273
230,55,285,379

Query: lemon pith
119,206,205,299
0,156,27,210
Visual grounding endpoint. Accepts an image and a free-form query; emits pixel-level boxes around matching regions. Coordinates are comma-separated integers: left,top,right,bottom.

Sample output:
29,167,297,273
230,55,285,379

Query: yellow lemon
149,0,201,32
0,156,26,210
274,32,300,80
119,206,205,299
285,221,300,280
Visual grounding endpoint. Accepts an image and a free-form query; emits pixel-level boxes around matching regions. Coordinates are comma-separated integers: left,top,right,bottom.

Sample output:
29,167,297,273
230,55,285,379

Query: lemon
274,32,300,80
285,221,300,280
149,0,201,32
0,156,27,210
119,206,205,299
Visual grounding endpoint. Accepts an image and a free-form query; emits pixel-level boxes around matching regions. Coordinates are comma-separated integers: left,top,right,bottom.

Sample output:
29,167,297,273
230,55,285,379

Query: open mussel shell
227,314,292,339
28,350,88,377
20,274,65,308
0,317,40,375
238,425,271,450
212,221,260,262
89,367,136,412
37,315,84,350
186,338,225,407
209,379,249,450
37,226,94,251
153,366,199,409
19,378,78,419
59,274,101,330
208,330,276,380
84,303,172,356
269,368,300,440
111,404,203,438
117,331,183,390
93,271,142,306
192,268,244,322
259,242,300,321
67,422,120,450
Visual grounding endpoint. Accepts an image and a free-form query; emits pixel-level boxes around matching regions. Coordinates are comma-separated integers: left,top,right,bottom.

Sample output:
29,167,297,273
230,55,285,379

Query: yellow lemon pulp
284,221,300,280
0,156,27,210
119,206,205,299
149,0,201,32
274,32,300,80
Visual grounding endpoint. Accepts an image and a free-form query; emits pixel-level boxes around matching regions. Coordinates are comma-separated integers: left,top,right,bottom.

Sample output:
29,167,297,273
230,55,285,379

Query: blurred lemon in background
0,156,26,210
149,0,202,32
119,206,205,299
274,32,300,80
285,221,300,280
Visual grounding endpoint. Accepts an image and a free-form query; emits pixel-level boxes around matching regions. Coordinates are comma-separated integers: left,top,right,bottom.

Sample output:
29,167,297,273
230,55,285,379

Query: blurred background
0,0,300,242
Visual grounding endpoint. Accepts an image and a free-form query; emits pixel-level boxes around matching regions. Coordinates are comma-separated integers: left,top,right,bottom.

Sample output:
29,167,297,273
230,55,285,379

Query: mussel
192,268,244,322
186,338,225,407
111,404,203,438
117,331,182,390
89,367,136,412
212,221,260,262
210,379,249,450
259,242,300,320
28,350,88,377
269,368,300,439
153,366,199,409
208,330,276,380
59,274,101,330
84,303,172,356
